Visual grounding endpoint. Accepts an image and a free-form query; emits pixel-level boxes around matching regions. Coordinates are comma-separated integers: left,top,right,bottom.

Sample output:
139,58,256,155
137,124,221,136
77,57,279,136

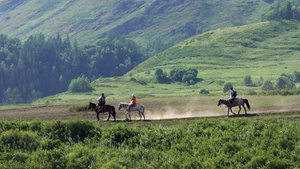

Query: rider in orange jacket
127,94,139,110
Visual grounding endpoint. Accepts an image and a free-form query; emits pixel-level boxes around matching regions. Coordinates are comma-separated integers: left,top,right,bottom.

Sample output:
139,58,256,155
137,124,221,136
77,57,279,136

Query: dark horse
217,98,251,116
88,102,116,121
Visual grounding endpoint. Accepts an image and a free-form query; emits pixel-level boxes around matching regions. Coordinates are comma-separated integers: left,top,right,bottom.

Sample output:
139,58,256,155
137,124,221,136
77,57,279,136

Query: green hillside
35,20,300,104
0,0,288,53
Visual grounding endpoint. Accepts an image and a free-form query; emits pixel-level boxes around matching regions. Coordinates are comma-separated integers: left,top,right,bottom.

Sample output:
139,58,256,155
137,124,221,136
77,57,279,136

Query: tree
283,1,292,20
275,77,296,90
68,76,94,93
155,68,168,83
256,76,264,87
244,75,253,86
223,82,233,93
292,71,300,82
2,87,23,105
169,67,198,85
261,80,274,91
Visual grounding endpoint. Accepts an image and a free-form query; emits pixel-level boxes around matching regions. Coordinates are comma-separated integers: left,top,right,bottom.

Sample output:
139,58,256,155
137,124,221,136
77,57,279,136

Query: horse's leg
238,106,241,115
128,111,131,121
230,107,236,115
138,110,142,121
107,111,111,121
242,104,247,114
96,112,100,121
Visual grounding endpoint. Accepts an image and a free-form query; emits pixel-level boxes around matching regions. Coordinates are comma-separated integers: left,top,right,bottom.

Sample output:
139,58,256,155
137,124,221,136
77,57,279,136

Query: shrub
261,80,274,91
0,129,39,151
275,77,296,90
68,105,89,112
68,76,94,93
199,89,210,94
169,67,198,85
244,75,253,86
67,120,100,142
223,82,233,93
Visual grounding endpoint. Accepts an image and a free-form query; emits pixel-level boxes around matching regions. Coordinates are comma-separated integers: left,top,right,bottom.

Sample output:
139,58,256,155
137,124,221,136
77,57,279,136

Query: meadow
0,112,300,168
1,89,300,168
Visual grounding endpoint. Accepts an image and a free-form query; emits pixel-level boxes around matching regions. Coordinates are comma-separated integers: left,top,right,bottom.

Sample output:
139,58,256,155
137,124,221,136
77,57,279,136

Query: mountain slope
0,0,282,53
35,21,300,104
129,20,300,83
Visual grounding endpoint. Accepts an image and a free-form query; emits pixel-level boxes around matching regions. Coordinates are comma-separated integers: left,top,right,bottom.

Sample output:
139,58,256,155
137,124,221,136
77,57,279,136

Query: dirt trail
1,101,300,121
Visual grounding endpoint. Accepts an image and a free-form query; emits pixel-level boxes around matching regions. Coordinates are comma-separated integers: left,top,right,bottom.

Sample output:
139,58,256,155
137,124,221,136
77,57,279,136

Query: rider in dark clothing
98,93,106,112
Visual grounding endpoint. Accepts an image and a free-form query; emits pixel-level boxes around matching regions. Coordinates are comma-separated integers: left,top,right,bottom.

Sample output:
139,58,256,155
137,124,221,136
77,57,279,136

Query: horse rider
127,93,139,110
227,87,236,106
98,93,106,112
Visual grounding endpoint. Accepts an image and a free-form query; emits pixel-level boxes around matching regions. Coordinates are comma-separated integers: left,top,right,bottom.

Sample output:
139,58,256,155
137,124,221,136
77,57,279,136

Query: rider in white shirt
98,93,106,112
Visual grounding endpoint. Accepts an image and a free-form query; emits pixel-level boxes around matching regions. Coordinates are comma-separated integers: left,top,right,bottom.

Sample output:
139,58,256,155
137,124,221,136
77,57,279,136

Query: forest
0,33,147,105
262,1,300,21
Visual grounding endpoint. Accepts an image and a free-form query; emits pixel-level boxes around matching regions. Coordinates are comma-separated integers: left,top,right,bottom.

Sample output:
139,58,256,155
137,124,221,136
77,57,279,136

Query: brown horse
88,102,116,121
217,98,251,116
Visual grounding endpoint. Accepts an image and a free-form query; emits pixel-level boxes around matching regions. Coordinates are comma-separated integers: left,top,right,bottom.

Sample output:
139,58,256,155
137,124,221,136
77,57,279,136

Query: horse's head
217,99,221,106
217,99,224,106
118,103,122,110
118,102,127,110
88,102,95,110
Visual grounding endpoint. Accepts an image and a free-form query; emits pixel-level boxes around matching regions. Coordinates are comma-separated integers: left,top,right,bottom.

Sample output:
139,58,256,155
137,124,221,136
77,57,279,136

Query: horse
88,102,116,121
217,98,251,116
118,102,145,121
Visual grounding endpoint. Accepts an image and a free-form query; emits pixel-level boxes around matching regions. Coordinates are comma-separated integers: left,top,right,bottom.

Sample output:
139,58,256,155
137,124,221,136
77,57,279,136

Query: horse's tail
141,105,145,113
244,99,251,110
112,106,116,117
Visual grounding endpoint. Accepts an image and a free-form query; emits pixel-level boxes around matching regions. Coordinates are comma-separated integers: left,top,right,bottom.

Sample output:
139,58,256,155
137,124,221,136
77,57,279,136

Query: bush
155,68,169,83
68,76,94,93
68,105,89,112
0,129,39,151
261,80,274,91
169,67,198,85
275,77,296,90
199,89,210,94
223,82,233,93
244,75,253,86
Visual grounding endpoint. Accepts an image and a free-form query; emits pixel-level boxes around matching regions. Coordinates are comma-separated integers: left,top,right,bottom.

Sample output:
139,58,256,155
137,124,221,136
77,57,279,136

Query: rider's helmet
132,93,135,97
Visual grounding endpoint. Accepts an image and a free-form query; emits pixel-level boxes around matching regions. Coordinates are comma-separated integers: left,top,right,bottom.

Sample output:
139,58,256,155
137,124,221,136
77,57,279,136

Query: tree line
0,33,147,105
262,1,300,21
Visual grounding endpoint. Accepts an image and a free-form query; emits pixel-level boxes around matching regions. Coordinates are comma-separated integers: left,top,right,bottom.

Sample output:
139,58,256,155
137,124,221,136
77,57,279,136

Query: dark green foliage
0,119,299,168
169,67,198,85
223,82,233,93
0,33,147,104
68,76,94,93
155,68,169,83
275,76,296,90
262,80,275,91
262,1,300,21
292,70,300,82
244,75,253,86
199,89,210,94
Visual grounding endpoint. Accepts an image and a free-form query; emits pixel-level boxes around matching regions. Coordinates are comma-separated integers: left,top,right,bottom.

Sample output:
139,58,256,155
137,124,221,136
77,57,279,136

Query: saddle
230,98,235,104
97,104,105,112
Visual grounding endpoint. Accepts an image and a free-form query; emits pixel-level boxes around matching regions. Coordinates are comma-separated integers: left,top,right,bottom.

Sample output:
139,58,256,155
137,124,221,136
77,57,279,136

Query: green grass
26,21,300,105
0,0,288,49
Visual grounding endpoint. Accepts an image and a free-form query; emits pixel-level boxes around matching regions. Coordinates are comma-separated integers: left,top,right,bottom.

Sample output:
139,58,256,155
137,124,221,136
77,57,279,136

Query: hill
0,0,290,54
34,20,300,104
